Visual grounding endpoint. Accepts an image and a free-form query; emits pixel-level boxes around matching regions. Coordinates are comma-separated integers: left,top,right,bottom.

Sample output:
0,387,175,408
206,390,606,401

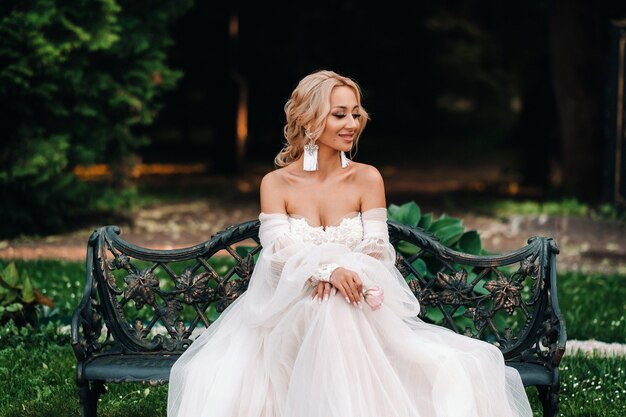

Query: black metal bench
71,220,566,417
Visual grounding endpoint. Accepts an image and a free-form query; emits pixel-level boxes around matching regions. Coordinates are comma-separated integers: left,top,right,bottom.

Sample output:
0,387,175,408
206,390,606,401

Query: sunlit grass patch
557,353,626,417
473,197,625,221
525,354,626,416
477,197,590,217
558,271,626,343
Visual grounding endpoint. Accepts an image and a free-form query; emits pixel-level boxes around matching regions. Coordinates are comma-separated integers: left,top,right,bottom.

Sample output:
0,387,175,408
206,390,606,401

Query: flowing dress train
167,208,533,417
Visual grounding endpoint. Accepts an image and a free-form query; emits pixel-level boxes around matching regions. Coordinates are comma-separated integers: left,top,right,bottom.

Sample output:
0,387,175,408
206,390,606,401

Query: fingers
312,282,324,303
350,282,362,308
312,282,332,304
336,283,351,305
315,267,362,309
354,276,363,296
336,274,362,308
340,271,360,305
346,278,361,308
323,282,332,302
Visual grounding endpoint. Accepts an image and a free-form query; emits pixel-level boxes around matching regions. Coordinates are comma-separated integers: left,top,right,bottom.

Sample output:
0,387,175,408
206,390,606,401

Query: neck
315,146,343,174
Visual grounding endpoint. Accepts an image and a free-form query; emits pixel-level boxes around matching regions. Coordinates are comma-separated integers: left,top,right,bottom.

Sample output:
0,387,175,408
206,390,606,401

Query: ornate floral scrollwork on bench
71,221,565,417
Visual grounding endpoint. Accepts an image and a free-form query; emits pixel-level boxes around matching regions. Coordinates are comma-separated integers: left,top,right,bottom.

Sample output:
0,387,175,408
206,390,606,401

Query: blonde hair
274,69,369,167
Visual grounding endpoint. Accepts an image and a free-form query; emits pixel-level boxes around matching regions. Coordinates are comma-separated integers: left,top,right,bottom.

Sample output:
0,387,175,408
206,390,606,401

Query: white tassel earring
303,131,318,171
340,151,350,168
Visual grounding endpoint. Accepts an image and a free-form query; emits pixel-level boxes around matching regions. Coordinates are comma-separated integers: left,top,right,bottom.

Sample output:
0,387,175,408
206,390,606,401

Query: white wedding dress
167,208,533,417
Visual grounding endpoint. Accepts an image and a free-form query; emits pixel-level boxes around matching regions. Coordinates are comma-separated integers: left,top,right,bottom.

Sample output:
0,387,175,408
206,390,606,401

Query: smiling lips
339,133,354,142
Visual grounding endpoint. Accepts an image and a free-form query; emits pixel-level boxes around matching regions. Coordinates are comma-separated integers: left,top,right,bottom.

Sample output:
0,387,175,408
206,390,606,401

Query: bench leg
78,380,105,417
537,384,559,417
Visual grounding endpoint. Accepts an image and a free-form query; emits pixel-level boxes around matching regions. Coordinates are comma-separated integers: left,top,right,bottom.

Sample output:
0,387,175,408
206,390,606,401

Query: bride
167,69,533,417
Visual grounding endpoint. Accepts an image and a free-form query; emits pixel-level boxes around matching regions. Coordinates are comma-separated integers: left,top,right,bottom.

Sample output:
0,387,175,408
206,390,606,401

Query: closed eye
333,113,362,119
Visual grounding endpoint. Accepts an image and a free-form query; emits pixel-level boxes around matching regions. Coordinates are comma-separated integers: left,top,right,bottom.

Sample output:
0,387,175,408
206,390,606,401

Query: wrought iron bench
71,220,566,417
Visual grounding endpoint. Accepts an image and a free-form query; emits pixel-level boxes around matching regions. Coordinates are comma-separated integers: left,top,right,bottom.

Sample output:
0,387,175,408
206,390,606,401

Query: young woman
167,69,533,417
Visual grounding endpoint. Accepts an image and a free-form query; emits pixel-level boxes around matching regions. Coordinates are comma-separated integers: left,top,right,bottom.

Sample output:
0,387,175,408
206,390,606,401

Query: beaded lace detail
287,214,363,250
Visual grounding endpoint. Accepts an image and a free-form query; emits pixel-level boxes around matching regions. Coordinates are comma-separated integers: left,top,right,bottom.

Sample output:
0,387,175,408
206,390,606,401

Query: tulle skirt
167,282,533,417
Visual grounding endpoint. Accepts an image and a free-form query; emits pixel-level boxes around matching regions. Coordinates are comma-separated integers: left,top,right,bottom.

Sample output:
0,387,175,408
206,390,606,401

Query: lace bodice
287,213,364,250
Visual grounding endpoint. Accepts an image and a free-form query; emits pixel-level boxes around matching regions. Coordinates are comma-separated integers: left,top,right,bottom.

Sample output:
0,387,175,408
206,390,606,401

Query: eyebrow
331,105,360,110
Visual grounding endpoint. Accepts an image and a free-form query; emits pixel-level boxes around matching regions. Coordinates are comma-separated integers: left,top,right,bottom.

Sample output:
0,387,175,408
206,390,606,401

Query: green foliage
558,271,626,343
6,258,623,344
0,259,83,324
388,201,490,328
554,353,626,417
388,201,484,256
0,319,69,350
475,197,626,222
476,197,590,218
0,0,194,237
0,262,53,327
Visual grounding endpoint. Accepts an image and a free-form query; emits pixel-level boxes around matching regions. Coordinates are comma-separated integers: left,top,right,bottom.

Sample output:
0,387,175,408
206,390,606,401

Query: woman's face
316,86,362,153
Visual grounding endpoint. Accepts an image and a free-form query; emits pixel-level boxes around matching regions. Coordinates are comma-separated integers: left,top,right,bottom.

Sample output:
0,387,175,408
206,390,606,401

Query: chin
339,142,354,152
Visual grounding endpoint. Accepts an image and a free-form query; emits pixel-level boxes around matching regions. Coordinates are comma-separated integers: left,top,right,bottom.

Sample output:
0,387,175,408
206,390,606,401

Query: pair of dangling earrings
303,130,350,172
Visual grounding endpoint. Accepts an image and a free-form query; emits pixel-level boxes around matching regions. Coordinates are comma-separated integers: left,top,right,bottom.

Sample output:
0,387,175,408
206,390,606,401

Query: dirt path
1,165,625,274
2,199,624,274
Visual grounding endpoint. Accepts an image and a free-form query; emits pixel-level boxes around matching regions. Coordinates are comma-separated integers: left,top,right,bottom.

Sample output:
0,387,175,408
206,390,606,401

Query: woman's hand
311,281,334,303
330,267,363,307
310,267,363,307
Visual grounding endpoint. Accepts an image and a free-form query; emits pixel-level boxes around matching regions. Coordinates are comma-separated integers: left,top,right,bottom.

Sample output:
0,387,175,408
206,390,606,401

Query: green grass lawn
1,259,625,416
1,327,624,417
558,271,626,343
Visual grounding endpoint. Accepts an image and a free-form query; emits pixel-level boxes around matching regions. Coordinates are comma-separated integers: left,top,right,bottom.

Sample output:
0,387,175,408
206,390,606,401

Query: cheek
323,118,341,133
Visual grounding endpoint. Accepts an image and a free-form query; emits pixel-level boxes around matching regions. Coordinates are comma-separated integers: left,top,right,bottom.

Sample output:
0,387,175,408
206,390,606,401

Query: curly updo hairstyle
274,70,369,167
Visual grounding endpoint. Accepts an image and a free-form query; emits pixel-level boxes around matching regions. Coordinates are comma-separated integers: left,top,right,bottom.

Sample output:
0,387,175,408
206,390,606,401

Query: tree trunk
548,0,605,202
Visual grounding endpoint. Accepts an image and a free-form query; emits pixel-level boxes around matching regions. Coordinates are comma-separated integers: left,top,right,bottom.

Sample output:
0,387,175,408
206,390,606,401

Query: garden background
1,1,626,416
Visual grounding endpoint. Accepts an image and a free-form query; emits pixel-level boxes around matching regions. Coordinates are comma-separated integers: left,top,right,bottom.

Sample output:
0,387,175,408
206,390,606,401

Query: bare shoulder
351,162,385,187
260,167,285,188
350,162,386,209
260,168,289,213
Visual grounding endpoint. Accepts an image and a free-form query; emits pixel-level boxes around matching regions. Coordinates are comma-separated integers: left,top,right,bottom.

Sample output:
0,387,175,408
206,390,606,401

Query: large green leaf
418,212,432,229
458,230,483,255
6,303,23,313
1,263,20,287
21,273,35,303
411,258,428,277
387,204,401,218
425,307,444,324
389,202,421,227
429,216,463,233
397,241,420,256
386,201,490,334
434,224,465,246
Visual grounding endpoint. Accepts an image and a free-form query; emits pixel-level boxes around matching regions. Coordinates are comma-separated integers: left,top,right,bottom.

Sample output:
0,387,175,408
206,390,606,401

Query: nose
345,114,358,128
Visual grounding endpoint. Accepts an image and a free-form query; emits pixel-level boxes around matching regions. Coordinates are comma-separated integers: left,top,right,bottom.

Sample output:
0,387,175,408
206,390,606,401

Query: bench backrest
73,221,564,366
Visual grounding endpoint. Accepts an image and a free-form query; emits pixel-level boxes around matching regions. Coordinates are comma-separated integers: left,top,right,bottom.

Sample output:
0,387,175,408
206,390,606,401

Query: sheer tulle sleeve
347,208,421,318
353,207,397,264
244,213,353,326
242,210,420,326
257,212,304,288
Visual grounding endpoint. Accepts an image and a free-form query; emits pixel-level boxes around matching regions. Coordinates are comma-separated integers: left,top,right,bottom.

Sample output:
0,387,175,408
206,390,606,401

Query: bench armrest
71,229,104,362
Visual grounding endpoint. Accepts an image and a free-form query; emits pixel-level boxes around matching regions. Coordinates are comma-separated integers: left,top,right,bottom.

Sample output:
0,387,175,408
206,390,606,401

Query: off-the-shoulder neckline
259,207,386,229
